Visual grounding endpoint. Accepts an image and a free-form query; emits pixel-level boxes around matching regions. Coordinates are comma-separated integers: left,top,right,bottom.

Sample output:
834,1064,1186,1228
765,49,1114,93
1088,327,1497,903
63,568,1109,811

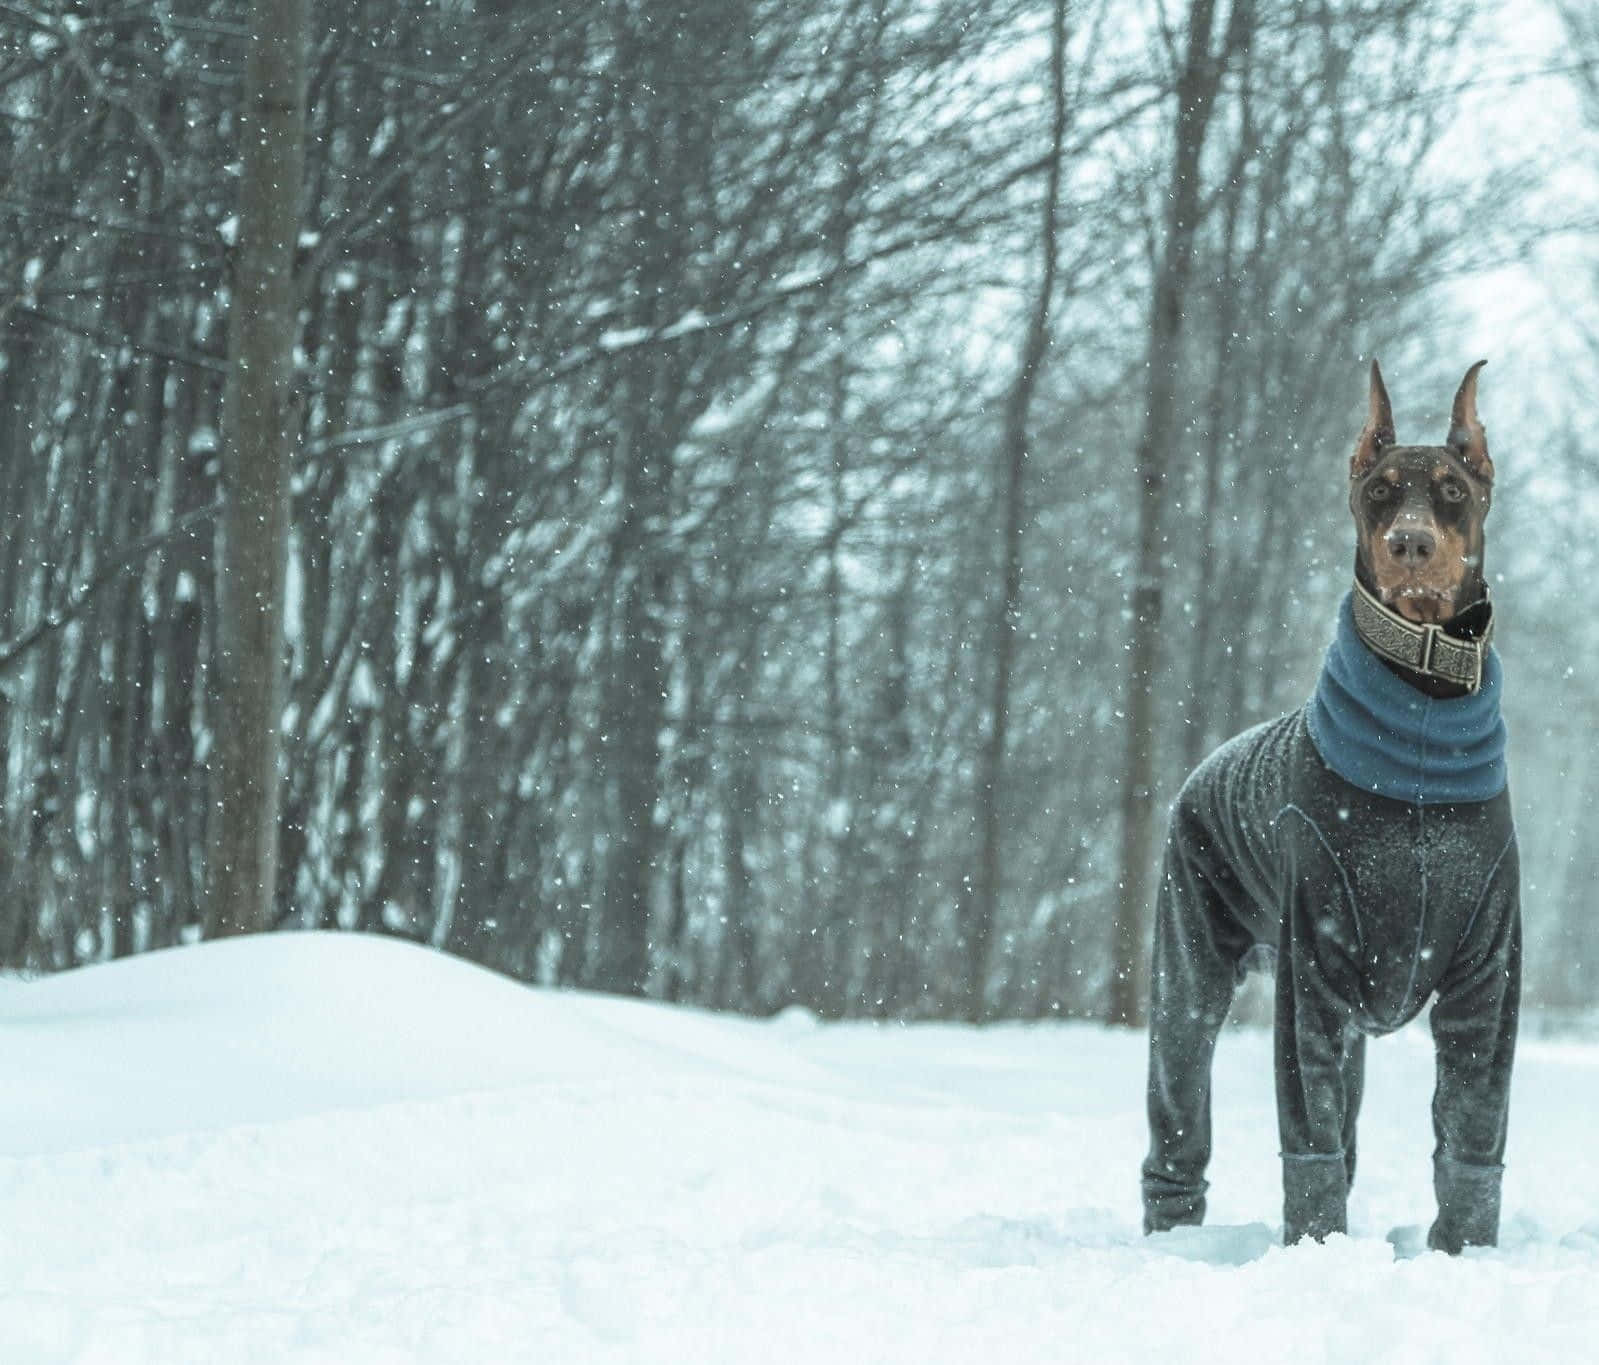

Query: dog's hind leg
1141,800,1267,1234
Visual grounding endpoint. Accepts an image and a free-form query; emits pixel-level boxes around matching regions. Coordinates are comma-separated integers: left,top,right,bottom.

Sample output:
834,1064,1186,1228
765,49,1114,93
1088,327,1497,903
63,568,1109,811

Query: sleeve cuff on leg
1428,1154,1503,1253
1282,1151,1348,1244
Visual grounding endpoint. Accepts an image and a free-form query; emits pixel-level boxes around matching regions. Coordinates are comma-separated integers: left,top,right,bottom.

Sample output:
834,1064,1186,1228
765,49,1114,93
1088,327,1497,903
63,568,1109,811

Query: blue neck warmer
1305,592,1507,805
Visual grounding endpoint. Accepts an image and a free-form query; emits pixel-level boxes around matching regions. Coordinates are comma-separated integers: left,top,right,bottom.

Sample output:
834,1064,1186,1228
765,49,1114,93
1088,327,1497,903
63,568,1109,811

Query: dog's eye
1366,483,1392,502
1438,480,1467,503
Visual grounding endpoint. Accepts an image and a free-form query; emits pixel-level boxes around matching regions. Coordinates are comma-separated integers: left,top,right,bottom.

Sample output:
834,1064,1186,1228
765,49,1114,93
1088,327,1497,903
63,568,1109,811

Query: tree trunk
1107,0,1252,1026
967,0,1069,1023
719,718,759,1012
205,0,307,938
595,413,671,994
1181,60,1254,772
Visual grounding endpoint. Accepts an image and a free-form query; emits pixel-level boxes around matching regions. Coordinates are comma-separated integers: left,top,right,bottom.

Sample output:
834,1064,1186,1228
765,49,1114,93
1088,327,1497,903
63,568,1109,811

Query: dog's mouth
1379,582,1457,625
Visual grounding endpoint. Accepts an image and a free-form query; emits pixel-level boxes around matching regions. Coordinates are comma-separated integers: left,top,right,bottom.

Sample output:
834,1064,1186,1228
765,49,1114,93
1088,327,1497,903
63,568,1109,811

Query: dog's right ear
1350,359,1395,479
1446,359,1491,482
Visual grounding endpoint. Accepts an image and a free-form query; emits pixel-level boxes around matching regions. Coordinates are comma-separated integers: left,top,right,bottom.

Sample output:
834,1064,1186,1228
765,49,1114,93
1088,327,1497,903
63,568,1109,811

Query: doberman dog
1141,362,1519,1252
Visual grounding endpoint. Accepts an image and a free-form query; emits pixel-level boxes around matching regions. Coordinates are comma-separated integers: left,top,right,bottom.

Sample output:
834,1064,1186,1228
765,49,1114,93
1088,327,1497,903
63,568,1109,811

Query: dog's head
1348,360,1492,626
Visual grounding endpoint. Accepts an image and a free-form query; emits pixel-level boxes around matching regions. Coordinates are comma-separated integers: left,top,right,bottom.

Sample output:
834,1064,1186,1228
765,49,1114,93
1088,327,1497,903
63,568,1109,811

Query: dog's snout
1385,526,1436,563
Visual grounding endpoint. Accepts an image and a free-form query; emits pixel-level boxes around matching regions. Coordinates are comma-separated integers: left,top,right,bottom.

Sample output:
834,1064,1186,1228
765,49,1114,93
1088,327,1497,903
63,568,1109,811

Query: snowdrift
2,932,1598,1364
0,931,838,1156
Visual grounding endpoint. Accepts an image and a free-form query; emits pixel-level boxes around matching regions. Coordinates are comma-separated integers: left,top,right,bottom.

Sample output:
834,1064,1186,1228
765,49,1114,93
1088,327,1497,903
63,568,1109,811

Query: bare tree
1107,0,1256,1026
205,0,308,937
967,0,1071,1022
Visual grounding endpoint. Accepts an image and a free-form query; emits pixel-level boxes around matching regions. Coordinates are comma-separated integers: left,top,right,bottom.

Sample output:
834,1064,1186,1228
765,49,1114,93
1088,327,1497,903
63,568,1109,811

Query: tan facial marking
1368,507,1471,625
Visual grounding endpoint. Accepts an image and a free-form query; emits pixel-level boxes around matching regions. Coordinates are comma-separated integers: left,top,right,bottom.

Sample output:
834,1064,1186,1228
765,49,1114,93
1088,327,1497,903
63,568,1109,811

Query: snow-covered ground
3,935,1599,1363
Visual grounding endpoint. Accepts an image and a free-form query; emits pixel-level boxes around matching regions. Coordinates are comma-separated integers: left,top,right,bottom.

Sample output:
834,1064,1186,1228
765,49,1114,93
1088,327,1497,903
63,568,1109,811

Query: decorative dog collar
1350,579,1492,693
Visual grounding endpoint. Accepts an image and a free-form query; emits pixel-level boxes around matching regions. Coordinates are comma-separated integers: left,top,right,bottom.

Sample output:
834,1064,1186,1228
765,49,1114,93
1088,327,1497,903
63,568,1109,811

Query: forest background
3,0,1597,1027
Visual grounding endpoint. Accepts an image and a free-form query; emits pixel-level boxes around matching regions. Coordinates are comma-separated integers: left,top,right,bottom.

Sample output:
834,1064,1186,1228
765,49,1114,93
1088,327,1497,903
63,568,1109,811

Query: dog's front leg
1140,800,1263,1234
1427,842,1520,1254
1274,883,1362,1245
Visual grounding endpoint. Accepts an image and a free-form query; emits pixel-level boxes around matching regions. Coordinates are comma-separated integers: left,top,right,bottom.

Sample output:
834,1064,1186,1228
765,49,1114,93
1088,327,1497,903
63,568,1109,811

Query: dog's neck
1349,575,1493,699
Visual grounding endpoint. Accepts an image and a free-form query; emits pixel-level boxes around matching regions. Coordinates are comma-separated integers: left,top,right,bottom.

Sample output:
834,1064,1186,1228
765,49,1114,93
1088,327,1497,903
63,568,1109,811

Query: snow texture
3,933,1598,1363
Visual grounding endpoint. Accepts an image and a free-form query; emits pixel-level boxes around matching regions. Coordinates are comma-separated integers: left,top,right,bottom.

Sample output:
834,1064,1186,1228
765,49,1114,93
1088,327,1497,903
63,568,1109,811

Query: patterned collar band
1350,579,1492,693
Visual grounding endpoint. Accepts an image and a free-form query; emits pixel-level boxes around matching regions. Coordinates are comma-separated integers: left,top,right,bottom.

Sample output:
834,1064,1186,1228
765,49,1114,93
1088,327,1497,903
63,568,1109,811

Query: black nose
1386,526,1436,562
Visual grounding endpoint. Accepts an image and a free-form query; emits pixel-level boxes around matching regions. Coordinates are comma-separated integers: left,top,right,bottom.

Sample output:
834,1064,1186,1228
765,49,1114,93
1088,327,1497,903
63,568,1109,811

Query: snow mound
0,931,842,1155
3,933,1599,1364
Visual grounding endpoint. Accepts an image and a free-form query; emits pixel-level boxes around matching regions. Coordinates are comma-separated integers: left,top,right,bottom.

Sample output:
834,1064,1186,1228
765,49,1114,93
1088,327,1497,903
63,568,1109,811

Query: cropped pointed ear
1350,359,1395,479
1446,359,1491,481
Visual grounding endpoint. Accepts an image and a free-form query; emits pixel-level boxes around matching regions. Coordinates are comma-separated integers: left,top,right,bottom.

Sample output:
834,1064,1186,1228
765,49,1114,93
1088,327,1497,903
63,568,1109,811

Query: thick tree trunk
205,0,307,938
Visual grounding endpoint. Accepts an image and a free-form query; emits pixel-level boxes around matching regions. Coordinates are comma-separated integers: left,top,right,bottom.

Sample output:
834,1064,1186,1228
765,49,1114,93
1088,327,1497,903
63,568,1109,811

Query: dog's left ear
1351,359,1395,479
1446,360,1492,482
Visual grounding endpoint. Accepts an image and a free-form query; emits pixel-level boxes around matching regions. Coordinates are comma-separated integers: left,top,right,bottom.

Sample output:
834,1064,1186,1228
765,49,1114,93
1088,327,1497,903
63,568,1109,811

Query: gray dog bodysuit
1141,591,1519,1252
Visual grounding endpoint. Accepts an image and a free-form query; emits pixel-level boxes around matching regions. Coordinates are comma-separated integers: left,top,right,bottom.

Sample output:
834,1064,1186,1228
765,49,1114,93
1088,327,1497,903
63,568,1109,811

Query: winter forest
2,0,1597,1027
